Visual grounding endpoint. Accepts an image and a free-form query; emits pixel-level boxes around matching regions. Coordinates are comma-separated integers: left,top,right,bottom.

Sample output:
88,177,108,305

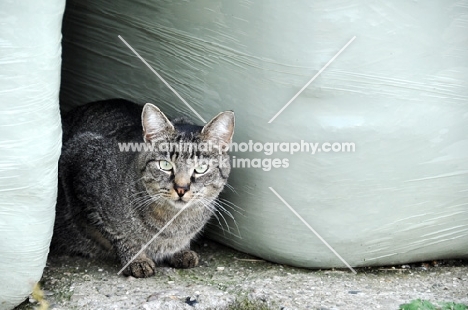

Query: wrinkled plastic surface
60,1,468,268
0,1,64,309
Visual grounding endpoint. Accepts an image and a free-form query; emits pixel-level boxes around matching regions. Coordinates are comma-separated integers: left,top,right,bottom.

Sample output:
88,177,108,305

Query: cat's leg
169,250,199,268
114,242,157,278
121,253,156,278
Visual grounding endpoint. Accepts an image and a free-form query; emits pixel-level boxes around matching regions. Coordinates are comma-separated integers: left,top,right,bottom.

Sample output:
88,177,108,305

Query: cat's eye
194,164,209,174
157,160,173,171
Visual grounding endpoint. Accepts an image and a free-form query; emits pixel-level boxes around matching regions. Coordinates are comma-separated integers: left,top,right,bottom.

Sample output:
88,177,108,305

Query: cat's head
137,103,234,209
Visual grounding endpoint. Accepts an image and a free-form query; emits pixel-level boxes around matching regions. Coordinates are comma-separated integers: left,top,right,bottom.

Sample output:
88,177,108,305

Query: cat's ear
141,103,174,142
201,111,235,151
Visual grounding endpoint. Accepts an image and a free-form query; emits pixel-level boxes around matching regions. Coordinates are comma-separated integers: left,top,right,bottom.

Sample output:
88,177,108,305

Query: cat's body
52,99,234,277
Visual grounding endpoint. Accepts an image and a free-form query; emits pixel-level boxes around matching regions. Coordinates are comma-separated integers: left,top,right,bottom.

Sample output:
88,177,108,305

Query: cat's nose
174,183,190,197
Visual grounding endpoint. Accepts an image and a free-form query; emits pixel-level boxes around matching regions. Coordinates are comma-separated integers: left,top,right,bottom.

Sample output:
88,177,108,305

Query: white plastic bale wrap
0,1,64,309
60,1,468,268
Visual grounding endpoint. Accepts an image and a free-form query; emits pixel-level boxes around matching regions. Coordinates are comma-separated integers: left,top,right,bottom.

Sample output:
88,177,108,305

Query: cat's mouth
167,187,194,207
170,197,192,208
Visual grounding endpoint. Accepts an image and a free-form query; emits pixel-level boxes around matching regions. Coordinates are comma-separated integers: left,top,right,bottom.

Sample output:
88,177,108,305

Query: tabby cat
51,99,234,278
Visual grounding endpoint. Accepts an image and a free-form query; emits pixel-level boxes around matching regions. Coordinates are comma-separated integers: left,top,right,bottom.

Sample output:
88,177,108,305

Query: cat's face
138,104,234,209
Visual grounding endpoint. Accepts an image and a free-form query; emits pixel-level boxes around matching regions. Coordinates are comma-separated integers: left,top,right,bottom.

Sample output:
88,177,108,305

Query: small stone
168,281,175,284
185,296,198,306
217,266,225,271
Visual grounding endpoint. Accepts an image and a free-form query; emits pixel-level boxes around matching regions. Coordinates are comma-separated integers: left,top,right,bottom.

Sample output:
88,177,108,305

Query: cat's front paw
122,257,156,278
169,250,199,268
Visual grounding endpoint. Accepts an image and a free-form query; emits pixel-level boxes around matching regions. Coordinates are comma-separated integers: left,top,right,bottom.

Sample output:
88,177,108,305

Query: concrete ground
15,238,468,310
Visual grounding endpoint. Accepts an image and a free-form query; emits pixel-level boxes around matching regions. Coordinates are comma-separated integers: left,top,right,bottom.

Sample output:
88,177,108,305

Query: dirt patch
15,238,468,310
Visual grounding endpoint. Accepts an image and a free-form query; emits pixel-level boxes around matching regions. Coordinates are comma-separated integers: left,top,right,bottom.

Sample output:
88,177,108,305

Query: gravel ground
15,238,468,310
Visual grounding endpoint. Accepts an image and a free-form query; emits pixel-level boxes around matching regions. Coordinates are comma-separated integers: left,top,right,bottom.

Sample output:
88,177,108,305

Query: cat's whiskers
218,198,246,215
132,198,156,212
130,192,153,203
130,192,163,212
210,199,242,237
158,192,173,200
196,196,241,238
190,196,228,237
210,200,235,220
204,212,227,237
148,196,167,211
223,183,237,194
128,190,163,210
129,190,151,199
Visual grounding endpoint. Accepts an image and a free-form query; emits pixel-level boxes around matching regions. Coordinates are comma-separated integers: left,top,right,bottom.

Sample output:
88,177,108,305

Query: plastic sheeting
0,1,64,309
60,1,468,268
